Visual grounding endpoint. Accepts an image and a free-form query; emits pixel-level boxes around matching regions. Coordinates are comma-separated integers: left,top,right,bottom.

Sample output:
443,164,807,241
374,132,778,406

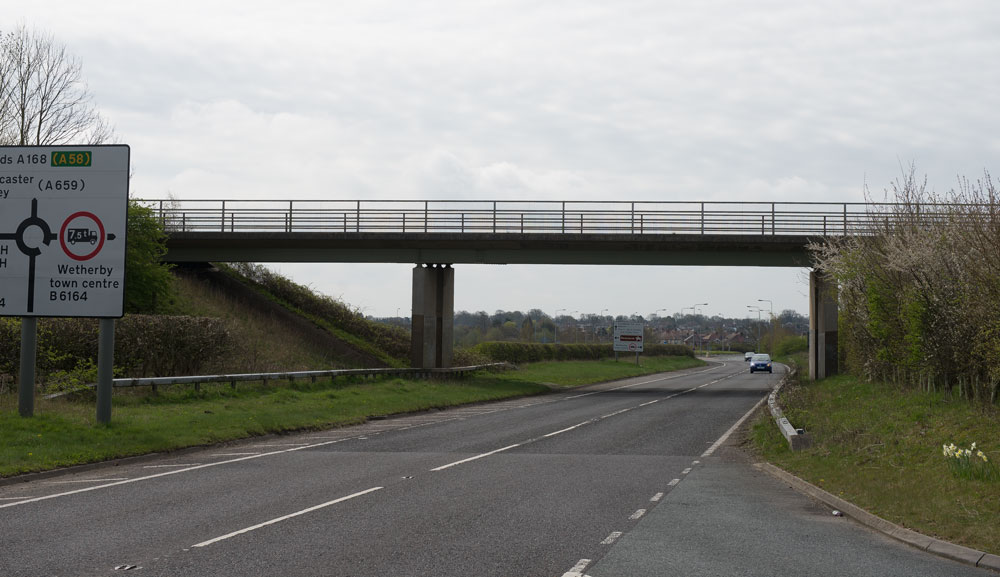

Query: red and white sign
614,321,644,352
0,145,129,317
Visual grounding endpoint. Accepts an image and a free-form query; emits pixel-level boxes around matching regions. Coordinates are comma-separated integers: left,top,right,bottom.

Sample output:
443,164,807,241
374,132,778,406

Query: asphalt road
0,357,992,576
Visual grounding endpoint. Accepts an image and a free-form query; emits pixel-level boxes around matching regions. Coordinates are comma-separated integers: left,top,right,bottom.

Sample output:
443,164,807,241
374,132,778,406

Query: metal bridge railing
139,199,971,237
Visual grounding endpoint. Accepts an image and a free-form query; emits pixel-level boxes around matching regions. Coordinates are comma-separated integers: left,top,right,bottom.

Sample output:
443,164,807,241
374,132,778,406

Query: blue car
749,353,772,373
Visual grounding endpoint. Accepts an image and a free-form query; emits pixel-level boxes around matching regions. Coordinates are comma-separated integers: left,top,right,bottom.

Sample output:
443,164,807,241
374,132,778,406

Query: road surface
0,357,990,576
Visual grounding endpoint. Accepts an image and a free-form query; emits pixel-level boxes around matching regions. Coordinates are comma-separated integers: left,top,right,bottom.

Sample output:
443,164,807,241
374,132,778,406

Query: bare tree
0,25,113,146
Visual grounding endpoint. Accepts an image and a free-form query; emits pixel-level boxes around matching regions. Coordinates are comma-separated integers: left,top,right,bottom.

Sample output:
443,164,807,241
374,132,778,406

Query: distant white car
744,352,755,362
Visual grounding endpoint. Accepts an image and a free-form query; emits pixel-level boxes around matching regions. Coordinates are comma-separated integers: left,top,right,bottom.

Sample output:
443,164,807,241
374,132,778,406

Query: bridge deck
164,231,815,266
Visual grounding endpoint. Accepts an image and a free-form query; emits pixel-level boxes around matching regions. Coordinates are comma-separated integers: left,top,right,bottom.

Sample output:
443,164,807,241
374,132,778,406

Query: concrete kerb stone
754,462,998,573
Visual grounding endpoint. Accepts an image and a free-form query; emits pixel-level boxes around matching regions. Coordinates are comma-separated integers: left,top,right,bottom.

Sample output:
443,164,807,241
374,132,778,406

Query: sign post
613,321,644,365
0,145,129,420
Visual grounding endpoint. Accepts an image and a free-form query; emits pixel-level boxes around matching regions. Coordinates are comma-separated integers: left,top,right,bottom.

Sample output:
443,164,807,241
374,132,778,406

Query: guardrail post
493,201,497,233
700,202,705,234
402,213,406,232
221,200,226,232
843,204,847,235
561,202,566,233
357,201,361,232
289,200,294,232
424,201,429,233
631,202,635,234
771,203,776,235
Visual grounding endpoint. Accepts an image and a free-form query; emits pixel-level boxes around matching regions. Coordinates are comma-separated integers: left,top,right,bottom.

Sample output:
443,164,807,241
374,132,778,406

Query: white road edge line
43,478,129,484
430,444,522,472
192,487,383,548
561,558,592,577
0,436,359,510
432,363,745,474
701,392,769,458
564,363,725,399
542,422,591,438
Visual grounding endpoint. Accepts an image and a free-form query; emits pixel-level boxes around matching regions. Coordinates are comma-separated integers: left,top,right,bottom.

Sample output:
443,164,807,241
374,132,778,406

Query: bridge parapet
141,199,937,237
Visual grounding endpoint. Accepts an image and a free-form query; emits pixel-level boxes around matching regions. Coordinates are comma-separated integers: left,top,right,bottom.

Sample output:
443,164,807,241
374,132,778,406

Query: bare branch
0,24,115,146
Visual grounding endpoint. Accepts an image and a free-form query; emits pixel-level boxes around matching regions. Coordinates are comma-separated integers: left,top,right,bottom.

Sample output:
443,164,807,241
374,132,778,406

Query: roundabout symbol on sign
60,211,106,261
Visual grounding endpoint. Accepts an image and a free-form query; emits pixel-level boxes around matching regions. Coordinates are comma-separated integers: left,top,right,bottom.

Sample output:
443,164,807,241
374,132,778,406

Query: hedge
0,315,233,388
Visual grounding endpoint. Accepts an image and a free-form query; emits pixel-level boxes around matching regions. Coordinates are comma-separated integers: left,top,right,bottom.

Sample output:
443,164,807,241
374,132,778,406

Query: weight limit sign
0,145,129,318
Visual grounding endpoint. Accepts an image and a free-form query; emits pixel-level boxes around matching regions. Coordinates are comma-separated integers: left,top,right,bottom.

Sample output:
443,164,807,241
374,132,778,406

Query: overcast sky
10,1,1000,320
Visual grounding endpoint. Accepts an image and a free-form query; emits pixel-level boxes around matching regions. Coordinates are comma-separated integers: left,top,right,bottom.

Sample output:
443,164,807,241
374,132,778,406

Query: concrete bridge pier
411,264,454,368
809,271,839,379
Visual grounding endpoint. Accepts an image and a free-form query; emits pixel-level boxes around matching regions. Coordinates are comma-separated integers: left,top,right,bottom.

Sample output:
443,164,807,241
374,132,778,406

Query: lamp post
597,308,608,342
747,305,762,351
555,309,577,343
692,303,707,354
758,299,773,354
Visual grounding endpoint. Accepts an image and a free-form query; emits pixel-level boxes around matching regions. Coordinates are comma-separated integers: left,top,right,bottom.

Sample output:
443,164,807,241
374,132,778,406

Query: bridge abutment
809,271,838,379
411,264,454,368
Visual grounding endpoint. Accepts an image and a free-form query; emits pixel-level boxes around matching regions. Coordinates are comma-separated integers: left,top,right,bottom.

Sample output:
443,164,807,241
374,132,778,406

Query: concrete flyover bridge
147,198,883,377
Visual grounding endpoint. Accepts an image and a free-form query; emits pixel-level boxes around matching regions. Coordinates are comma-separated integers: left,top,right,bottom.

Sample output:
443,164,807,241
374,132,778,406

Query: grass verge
1,355,704,479
750,371,1000,555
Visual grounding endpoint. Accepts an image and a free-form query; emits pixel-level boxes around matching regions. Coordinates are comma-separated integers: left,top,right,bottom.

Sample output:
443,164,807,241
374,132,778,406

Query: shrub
0,315,233,382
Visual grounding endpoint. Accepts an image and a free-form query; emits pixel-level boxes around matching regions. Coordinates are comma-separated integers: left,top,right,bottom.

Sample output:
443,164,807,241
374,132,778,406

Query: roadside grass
171,273,341,372
750,372,1000,555
0,355,703,478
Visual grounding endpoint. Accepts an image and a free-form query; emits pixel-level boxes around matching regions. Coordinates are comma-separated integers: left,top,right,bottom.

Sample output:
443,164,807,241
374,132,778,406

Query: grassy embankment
750,354,999,554
1,355,704,478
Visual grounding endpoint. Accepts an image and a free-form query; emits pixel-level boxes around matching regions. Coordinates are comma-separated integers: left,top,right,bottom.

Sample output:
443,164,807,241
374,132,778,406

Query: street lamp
692,303,707,354
747,305,762,351
596,309,608,342
555,309,577,343
758,299,773,354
